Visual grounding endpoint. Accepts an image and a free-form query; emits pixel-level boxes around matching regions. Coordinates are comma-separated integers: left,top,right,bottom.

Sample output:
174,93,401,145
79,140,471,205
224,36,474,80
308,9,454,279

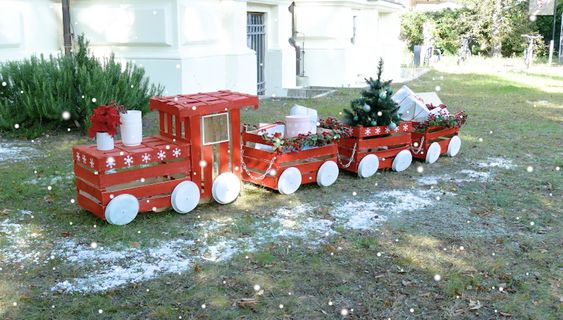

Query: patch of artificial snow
26,174,74,186
476,157,516,169
51,239,195,293
0,141,36,163
457,170,490,182
332,190,436,230
417,169,491,185
0,218,43,264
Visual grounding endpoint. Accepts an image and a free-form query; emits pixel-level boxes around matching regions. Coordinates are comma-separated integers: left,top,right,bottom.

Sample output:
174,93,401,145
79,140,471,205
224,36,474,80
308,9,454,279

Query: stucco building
0,0,406,96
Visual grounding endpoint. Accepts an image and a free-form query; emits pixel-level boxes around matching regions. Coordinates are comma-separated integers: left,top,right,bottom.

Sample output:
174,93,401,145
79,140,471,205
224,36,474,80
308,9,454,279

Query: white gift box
393,86,450,122
255,123,285,151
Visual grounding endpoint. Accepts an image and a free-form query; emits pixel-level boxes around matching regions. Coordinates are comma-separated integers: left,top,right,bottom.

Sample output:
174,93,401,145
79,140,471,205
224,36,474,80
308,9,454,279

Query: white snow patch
332,190,437,230
0,219,43,264
51,239,195,293
26,174,74,186
457,170,490,182
0,141,36,162
477,157,515,169
417,169,491,185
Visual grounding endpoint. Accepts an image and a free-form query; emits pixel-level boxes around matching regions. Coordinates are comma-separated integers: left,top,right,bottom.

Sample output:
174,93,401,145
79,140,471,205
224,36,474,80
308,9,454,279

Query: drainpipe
288,2,303,77
62,0,72,55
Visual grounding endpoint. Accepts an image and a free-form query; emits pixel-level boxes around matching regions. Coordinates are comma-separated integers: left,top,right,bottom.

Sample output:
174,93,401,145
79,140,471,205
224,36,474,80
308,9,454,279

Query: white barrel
96,132,114,151
285,115,312,138
120,110,143,146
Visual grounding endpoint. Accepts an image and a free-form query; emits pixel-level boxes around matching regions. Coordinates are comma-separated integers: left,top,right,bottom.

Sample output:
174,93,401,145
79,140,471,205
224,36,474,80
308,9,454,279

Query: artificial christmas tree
343,59,401,128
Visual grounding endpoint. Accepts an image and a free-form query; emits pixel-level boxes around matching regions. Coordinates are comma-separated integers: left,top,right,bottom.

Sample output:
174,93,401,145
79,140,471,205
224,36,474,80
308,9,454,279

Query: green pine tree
343,59,400,128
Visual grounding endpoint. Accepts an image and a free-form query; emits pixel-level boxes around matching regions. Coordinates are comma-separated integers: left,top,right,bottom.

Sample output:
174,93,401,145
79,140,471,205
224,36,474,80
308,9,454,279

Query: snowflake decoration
75,152,81,161
106,157,115,169
124,155,134,167
375,127,381,134
364,128,372,136
157,150,166,161
394,126,400,132
141,153,151,163
82,155,87,163
172,148,181,158
402,124,409,131
89,158,95,168
385,127,391,133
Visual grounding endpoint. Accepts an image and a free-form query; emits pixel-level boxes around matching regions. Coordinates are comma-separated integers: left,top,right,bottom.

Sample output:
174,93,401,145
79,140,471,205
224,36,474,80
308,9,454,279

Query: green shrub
0,35,164,138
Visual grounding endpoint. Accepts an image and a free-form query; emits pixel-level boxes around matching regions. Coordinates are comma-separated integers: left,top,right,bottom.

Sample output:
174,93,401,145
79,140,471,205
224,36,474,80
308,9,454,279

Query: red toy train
72,91,462,225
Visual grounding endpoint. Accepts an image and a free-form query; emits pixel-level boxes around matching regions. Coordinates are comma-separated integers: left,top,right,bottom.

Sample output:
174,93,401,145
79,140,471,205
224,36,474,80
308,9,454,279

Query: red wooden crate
72,135,192,221
411,126,461,163
336,121,413,177
240,129,339,194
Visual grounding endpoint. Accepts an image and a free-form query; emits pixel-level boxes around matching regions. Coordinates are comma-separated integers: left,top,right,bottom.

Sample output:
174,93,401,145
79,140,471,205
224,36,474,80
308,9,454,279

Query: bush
0,35,164,138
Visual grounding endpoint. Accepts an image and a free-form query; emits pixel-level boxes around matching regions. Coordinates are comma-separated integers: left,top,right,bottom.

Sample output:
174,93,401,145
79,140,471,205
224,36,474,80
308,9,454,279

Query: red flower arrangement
412,104,468,131
88,105,122,138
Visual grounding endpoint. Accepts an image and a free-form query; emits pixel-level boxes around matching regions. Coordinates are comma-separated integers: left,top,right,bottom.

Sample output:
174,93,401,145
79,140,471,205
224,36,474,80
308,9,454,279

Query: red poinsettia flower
88,105,122,138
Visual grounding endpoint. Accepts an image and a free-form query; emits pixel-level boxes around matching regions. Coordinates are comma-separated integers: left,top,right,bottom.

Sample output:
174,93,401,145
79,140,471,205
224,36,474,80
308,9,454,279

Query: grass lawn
0,68,561,319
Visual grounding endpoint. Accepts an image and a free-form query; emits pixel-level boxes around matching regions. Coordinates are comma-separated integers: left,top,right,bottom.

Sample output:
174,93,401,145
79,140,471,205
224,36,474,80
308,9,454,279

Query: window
202,113,230,145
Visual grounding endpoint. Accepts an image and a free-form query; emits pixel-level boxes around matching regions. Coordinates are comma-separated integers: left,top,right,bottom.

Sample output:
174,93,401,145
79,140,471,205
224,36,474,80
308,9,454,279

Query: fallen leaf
194,264,202,273
235,298,257,310
130,242,141,248
500,311,513,317
61,231,71,238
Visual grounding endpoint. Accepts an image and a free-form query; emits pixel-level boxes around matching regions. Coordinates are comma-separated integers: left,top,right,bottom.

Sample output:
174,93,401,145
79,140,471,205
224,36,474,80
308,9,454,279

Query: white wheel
357,154,379,178
277,167,302,195
392,150,412,172
171,181,200,214
212,172,241,205
425,142,441,164
105,194,139,225
317,161,339,187
447,135,461,157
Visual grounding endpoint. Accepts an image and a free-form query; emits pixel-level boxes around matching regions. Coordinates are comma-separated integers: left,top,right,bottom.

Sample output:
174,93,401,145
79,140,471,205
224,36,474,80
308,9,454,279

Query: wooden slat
278,144,337,163
74,163,100,187
374,145,410,159
76,178,102,200
77,193,104,220
358,134,410,150
241,131,274,146
189,116,203,197
231,109,242,177
159,111,165,135
219,142,230,173
426,126,458,141
242,145,275,161
100,160,190,188
101,178,189,204
139,195,172,212
202,144,213,200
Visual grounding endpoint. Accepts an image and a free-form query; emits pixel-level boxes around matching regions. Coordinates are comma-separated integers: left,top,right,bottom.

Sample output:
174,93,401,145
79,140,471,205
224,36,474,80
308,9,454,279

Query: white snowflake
106,157,115,169
75,152,81,161
394,126,400,132
141,153,151,163
124,155,134,167
82,155,87,163
172,148,181,158
89,158,95,168
403,124,409,131
385,127,390,133
364,128,372,136
375,127,381,134
157,150,166,161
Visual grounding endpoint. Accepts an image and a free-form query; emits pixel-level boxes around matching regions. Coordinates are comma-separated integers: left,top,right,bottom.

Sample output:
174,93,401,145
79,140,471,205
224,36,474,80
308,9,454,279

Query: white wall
294,0,404,87
0,0,60,61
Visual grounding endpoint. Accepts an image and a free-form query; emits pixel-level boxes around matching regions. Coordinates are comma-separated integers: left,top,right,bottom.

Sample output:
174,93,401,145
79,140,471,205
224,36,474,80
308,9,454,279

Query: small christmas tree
343,59,400,129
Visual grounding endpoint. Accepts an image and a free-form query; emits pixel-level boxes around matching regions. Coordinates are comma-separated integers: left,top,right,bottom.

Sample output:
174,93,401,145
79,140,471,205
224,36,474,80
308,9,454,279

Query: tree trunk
491,0,502,57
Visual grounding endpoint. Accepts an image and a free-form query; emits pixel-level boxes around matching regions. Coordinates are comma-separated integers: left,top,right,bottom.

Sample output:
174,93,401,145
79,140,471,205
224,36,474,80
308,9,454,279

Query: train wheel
317,160,339,187
392,150,412,172
278,167,302,195
212,172,241,205
171,181,200,214
357,154,379,178
105,194,139,225
425,142,441,164
447,135,461,157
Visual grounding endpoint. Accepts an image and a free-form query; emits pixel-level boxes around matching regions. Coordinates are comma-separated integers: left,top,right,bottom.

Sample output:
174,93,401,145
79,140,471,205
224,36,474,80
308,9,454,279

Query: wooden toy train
73,91,462,225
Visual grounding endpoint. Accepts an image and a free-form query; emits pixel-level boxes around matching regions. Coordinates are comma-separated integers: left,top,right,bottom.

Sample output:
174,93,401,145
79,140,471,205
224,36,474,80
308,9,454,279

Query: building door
247,12,266,95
